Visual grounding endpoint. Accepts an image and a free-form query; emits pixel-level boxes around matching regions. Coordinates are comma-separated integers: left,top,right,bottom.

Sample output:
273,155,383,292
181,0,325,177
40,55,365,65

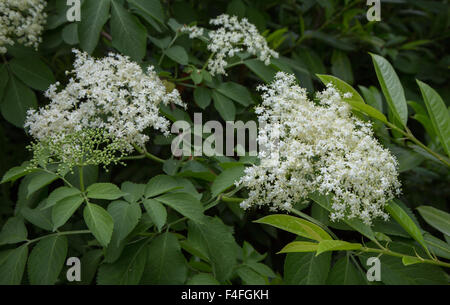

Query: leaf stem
26,230,91,245
132,144,165,164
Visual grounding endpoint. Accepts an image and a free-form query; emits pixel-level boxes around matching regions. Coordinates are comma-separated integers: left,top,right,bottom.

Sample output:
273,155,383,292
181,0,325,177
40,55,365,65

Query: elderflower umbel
182,14,278,76
236,72,401,225
180,25,204,39
25,49,185,170
0,0,47,54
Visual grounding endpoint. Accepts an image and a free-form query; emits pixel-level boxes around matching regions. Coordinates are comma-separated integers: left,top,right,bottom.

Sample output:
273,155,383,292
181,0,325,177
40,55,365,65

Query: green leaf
21,205,53,231
236,265,266,285
316,74,364,104
97,238,148,284
9,57,55,91
309,192,376,241
121,181,145,203
80,249,103,285
62,23,79,45
255,214,332,242
212,90,236,121
417,80,450,157
107,200,141,245
79,0,111,54
0,64,8,99
83,203,114,247
316,240,362,256
165,45,188,65
141,233,187,284
331,50,354,85
402,256,423,266
26,171,58,199
127,0,165,24
27,235,68,285
143,199,167,232
194,87,212,109
386,200,428,254
245,261,276,278
187,217,238,282
244,59,276,83
278,241,319,253
370,53,408,126
0,75,37,128
86,183,124,200
43,186,82,210
211,165,244,197
0,217,28,245
144,174,179,198
186,273,220,285
111,0,147,61
417,206,450,236
424,233,450,260
216,82,253,106
52,195,84,230
155,192,204,223
284,251,331,285
1,163,35,184
0,245,28,284
327,256,366,285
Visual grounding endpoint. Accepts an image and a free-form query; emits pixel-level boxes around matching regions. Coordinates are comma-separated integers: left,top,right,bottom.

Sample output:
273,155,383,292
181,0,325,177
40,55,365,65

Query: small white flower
0,0,47,54
236,72,401,225
25,49,186,153
182,14,278,76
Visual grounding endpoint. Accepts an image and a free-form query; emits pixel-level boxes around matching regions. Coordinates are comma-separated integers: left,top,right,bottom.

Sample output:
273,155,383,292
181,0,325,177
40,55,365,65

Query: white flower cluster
182,14,278,76
25,49,185,153
0,0,47,54
237,72,401,225
180,25,204,39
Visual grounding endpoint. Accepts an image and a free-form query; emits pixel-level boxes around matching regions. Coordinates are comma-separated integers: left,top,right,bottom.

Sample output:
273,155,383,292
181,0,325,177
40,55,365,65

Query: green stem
26,230,91,245
221,196,243,203
78,166,85,192
132,144,165,164
159,33,179,65
385,121,450,167
361,247,450,268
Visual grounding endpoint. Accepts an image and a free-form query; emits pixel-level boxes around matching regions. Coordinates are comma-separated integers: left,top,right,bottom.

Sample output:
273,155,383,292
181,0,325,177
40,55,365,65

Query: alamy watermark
367,0,381,21
66,0,81,22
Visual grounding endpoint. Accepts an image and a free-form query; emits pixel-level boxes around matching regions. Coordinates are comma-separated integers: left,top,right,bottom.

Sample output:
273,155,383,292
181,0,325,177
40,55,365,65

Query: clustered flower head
236,72,401,225
180,25,204,39
0,0,47,54
182,14,279,76
25,49,185,170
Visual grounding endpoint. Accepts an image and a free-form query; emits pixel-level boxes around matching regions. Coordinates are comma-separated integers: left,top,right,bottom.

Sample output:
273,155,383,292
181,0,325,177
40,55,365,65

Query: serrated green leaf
97,238,148,284
107,200,141,245
111,0,147,61
83,203,114,247
143,199,167,232
145,175,180,198
79,0,111,54
194,87,212,109
9,57,55,91
212,90,235,121
165,45,188,65
0,75,37,128
0,245,28,284
27,235,68,285
155,192,204,223
26,171,58,199
52,195,84,230
211,165,244,197
187,217,238,282
216,82,253,106
86,183,124,200
0,217,28,245
140,233,187,284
